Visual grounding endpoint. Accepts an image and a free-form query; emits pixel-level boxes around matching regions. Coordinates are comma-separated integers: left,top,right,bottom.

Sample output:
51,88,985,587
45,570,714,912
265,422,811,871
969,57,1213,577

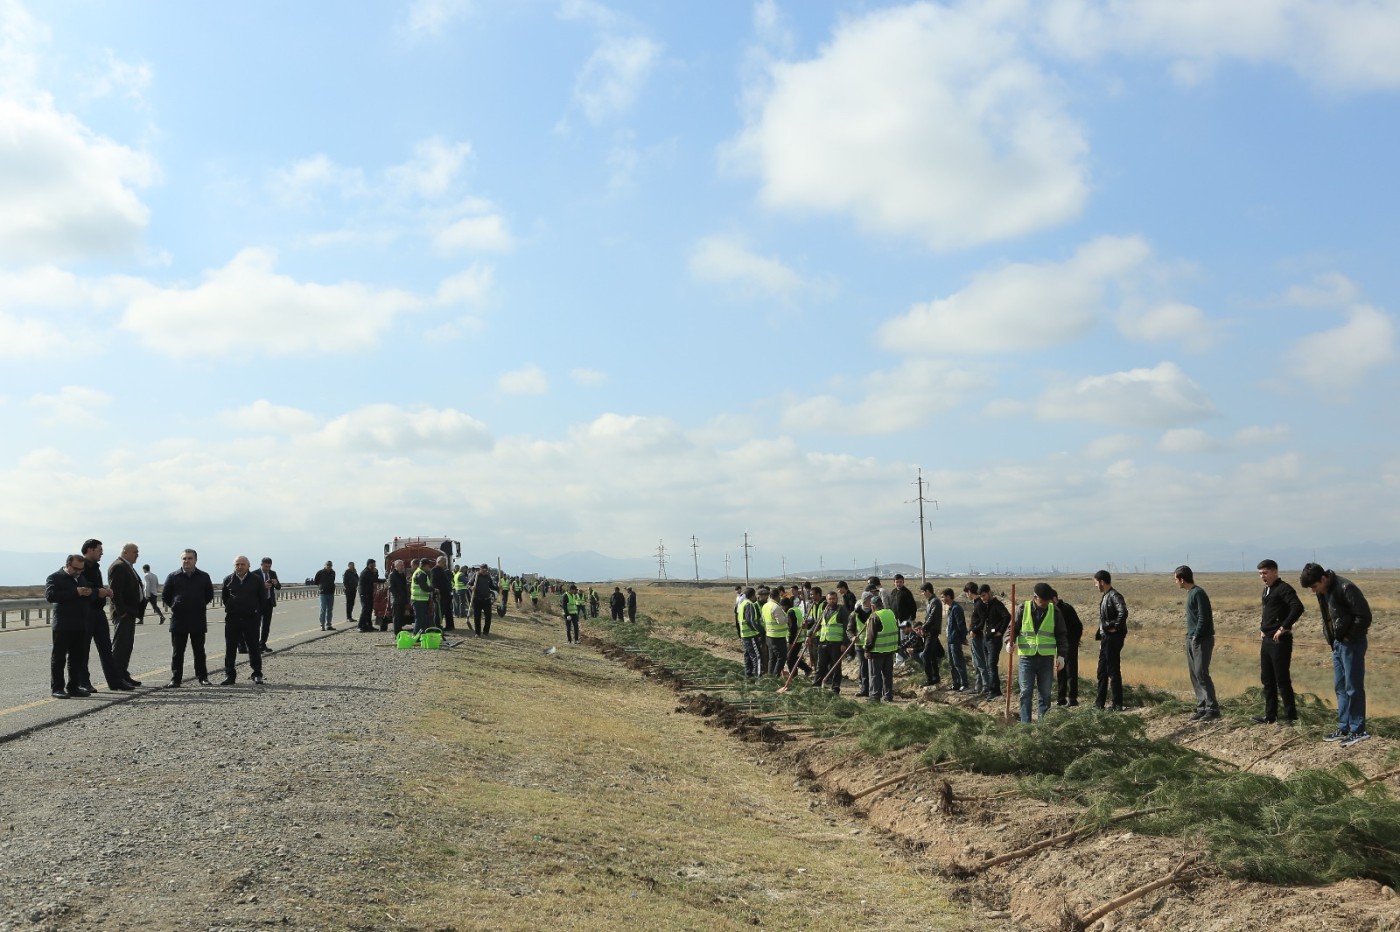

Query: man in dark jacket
626,587,637,623
1254,559,1304,725
1009,583,1068,723
358,558,380,632
79,539,123,692
1054,593,1083,706
976,585,1008,701
220,556,267,685
1300,562,1371,746
387,559,410,633
45,555,94,697
106,542,147,689
431,557,454,631
917,582,943,687
163,548,214,686
313,561,337,630
255,557,281,653
1093,570,1128,711
610,586,625,620
470,563,498,636
343,562,359,623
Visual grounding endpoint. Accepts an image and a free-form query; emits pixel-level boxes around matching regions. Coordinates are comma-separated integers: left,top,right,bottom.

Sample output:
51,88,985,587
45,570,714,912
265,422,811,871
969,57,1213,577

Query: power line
690,535,700,583
742,532,753,587
655,539,668,580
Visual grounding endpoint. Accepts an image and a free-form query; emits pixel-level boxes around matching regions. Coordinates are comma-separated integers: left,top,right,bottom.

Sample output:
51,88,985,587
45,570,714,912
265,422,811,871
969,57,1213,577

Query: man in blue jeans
1299,562,1371,747
1009,583,1067,723
313,561,337,631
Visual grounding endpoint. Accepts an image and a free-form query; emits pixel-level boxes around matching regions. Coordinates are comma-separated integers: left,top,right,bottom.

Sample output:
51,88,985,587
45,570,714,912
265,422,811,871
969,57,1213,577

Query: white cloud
224,400,319,435
1037,361,1218,427
498,365,550,396
0,97,156,263
1039,0,1400,92
0,311,67,358
781,359,987,435
981,398,1028,418
317,403,492,453
1284,272,1360,308
879,236,1149,354
559,0,620,29
269,154,366,206
120,248,423,356
1156,427,1218,454
387,137,473,200
1234,424,1291,446
29,385,112,426
0,0,47,97
85,49,151,104
1083,433,1139,459
1289,303,1396,392
403,0,473,38
688,234,809,299
574,34,661,123
434,212,515,253
434,263,494,305
727,1,1088,250
1117,301,1217,350
570,368,608,386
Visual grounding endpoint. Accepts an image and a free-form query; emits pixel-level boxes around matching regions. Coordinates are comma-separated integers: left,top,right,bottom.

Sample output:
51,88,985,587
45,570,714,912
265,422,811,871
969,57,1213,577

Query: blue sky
1,0,1397,584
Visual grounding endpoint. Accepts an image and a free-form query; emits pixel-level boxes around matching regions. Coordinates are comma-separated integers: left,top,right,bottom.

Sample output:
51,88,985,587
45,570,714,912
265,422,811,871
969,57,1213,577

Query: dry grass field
611,571,1400,716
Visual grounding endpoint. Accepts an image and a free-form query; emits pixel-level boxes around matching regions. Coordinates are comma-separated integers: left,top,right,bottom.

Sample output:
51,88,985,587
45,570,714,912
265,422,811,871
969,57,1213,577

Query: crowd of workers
732,562,1374,747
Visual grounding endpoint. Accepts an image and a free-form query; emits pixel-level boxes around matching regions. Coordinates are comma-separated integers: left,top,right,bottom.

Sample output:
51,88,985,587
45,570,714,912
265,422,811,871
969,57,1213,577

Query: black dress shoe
252,674,265,685
167,679,182,687
110,683,135,692
74,686,94,696
260,644,274,653
219,677,235,686
52,690,69,699
198,678,213,686
125,678,142,688
1251,715,1274,725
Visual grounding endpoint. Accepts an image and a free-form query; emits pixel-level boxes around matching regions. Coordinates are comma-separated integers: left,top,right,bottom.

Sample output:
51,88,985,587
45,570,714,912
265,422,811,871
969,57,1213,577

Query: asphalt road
0,595,350,742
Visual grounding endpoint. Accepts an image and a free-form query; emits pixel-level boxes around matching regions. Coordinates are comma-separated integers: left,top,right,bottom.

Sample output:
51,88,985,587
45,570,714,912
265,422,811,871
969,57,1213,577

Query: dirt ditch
599,638,1400,931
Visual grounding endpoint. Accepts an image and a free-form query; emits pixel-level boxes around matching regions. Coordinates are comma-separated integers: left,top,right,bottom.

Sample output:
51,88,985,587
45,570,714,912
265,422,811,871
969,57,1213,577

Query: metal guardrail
0,584,338,630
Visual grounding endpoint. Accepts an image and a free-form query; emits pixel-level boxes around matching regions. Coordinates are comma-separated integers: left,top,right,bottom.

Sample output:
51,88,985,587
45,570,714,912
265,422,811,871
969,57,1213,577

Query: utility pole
742,532,753,587
655,540,668,580
908,467,938,585
690,535,700,583
724,552,731,579
781,555,787,580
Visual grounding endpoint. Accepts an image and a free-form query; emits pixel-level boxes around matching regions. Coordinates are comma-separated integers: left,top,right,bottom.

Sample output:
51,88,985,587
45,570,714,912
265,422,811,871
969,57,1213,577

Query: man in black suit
79,538,125,692
357,558,380,632
106,542,146,689
45,555,94,697
221,555,267,685
256,557,281,653
162,548,214,686
343,562,359,622
469,563,498,636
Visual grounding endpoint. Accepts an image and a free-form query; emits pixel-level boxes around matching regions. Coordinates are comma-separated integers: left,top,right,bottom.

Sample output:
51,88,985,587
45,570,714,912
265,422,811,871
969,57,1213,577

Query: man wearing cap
736,587,763,678
313,561,337,631
1009,583,1067,723
561,583,584,644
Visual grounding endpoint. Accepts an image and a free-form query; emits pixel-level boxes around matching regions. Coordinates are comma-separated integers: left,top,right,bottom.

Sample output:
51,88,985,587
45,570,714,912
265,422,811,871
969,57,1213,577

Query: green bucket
421,627,443,650
396,630,418,649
